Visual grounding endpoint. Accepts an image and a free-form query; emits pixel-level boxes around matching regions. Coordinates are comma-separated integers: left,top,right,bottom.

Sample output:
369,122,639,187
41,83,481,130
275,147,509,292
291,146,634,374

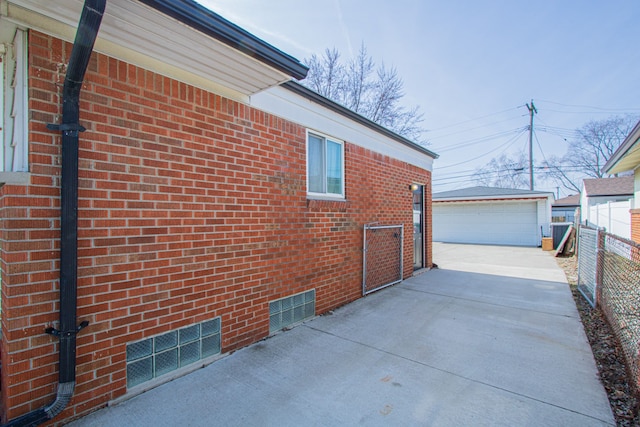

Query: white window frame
1,26,29,175
0,42,3,161
306,130,345,199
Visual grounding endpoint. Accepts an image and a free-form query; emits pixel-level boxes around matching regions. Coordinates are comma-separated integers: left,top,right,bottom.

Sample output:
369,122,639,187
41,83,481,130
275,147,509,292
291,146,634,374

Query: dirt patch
556,255,639,426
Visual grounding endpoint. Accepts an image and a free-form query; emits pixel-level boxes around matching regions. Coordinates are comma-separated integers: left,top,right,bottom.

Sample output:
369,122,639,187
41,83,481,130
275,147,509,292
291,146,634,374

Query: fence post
595,229,605,307
637,344,640,395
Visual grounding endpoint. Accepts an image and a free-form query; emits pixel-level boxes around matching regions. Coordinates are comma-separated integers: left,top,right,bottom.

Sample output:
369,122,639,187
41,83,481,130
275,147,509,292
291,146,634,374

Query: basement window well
269,290,315,333
126,317,221,388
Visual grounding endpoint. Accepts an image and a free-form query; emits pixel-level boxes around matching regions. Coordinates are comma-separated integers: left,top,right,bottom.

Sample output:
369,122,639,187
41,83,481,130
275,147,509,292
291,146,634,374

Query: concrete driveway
69,243,614,426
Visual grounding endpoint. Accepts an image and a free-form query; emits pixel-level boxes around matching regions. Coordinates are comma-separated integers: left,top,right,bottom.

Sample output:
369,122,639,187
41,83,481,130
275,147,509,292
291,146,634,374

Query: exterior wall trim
251,84,436,172
282,81,438,159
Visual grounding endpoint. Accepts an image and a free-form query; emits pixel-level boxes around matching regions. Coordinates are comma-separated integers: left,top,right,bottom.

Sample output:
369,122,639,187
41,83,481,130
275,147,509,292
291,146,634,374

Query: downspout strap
44,320,89,338
46,123,86,133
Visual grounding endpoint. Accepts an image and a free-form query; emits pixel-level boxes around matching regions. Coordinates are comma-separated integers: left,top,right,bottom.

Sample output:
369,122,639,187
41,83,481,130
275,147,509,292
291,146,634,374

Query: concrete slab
69,243,614,426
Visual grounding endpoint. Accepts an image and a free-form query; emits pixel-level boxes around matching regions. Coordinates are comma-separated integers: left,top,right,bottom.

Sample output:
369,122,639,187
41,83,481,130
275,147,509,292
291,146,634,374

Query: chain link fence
363,224,403,295
577,225,640,395
577,226,599,307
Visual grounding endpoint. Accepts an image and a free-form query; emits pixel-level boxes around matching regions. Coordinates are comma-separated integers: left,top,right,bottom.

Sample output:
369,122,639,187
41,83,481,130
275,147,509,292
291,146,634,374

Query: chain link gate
577,226,599,307
363,224,404,295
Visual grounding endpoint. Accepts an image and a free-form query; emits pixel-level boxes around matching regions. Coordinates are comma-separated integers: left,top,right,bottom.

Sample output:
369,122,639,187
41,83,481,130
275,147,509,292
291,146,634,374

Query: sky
197,0,640,197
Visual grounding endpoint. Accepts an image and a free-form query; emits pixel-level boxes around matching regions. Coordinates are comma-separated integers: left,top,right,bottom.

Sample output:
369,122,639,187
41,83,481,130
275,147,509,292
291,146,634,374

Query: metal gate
577,226,599,307
363,224,403,295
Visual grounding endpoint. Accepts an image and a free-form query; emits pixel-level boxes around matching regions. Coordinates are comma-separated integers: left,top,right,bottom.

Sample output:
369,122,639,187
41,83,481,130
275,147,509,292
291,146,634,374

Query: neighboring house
551,194,580,248
432,186,554,247
580,177,634,238
602,119,640,242
552,194,580,223
0,0,437,425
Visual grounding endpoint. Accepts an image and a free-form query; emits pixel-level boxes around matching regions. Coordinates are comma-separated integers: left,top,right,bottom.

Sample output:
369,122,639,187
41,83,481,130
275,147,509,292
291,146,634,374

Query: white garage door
433,201,539,246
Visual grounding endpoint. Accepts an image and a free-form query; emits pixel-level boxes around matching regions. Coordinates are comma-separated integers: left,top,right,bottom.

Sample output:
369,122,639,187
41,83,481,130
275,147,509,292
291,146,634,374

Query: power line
434,127,527,153
434,160,596,180
433,159,587,184
536,126,578,140
436,128,528,169
434,148,601,187
426,106,523,133
534,130,549,167
427,116,526,141
536,99,640,113
538,108,640,115
432,164,598,189
433,166,528,183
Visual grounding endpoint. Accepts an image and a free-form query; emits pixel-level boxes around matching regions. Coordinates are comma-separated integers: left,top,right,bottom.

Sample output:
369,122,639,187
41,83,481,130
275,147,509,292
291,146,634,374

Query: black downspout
2,1,105,426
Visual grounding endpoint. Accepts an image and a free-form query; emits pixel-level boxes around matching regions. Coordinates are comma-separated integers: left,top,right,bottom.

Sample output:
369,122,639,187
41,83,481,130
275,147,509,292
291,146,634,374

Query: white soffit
251,86,435,172
4,0,294,101
609,141,640,175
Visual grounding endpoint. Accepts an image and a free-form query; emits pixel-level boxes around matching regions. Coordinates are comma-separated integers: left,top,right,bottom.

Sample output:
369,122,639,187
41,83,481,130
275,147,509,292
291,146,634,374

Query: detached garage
433,187,554,246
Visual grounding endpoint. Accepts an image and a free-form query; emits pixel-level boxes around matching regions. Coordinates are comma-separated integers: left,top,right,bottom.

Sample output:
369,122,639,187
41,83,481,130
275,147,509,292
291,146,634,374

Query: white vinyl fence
588,200,632,239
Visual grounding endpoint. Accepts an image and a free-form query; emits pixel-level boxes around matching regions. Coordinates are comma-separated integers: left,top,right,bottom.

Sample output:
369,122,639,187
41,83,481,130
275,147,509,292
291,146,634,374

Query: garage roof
553,194,580,207
433,186,554,202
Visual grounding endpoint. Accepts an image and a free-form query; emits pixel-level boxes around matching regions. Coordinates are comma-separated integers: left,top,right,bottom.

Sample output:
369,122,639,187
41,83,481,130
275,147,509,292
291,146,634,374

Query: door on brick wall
412,184,424,270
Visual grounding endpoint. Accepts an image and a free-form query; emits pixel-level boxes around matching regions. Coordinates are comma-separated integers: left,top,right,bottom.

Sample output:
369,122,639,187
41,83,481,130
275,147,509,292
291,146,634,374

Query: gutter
282,81,439,159
602,119,640,174
2,1,105,426
137,0,308,80
433,196,552,203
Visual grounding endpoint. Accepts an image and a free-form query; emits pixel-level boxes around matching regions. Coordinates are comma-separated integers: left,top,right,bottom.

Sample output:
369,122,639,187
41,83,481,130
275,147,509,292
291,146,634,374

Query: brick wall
632,209,640,243
0,31,432,424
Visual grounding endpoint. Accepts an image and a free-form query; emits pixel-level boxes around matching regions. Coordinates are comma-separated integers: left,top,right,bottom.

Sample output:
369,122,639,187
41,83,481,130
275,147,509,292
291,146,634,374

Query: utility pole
526,100,537,190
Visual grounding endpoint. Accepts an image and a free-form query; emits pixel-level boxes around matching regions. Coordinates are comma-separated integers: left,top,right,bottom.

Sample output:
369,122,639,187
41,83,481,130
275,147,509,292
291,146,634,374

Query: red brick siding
632,209,640,243
0,31,432,424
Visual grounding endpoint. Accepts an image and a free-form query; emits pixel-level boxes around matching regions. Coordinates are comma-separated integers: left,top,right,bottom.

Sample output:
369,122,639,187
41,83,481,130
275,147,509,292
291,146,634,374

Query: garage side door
433,201,539,246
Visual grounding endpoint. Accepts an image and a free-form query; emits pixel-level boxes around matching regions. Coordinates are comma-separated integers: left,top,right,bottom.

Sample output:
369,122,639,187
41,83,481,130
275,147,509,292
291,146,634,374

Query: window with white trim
1,26,28,173
307,131,344,198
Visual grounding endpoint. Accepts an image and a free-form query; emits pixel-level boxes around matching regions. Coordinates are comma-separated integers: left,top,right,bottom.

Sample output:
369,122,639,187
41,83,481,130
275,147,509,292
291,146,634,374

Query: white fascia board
603,120,640,174
635,171,640,209
250,85,434,172
434,193,554,203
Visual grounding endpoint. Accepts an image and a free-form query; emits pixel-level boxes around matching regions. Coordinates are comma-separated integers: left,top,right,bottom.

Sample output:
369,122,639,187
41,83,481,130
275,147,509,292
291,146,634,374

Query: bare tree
304,48,344,100
474,115,637,192
473,153,529,189
565,115,635,178
302,44,426,143
539,156,582,194
343,45,373,113
541,115,637,192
